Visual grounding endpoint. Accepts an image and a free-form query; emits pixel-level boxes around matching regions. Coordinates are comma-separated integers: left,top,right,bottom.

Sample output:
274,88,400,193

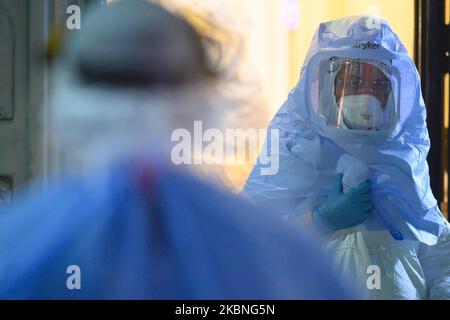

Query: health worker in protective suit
243,16,450,300
0,1,352,299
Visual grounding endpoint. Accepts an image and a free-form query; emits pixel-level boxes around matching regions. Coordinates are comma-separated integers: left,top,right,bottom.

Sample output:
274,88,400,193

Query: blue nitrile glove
312,173,373,234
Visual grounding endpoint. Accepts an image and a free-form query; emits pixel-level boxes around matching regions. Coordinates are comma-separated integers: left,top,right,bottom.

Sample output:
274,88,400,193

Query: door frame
414,0,450,219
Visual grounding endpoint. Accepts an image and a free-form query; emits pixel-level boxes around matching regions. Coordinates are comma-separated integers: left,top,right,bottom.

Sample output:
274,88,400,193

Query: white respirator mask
340,94,385,130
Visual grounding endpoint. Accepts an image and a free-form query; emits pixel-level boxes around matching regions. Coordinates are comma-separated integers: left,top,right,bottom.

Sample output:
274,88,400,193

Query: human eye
349,76,362,89
372,79,391,93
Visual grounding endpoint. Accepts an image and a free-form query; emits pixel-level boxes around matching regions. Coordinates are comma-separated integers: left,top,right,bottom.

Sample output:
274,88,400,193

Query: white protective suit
243,16,450,300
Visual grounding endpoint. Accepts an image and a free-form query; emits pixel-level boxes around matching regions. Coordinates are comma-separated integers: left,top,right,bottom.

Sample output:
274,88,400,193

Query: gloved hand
312,173,373,234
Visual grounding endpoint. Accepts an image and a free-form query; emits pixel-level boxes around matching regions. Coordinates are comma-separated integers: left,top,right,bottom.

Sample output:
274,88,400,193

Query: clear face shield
310,57,402,132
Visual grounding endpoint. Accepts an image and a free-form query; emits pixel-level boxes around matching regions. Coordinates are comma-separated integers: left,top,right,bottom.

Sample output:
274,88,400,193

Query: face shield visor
310,57,403,132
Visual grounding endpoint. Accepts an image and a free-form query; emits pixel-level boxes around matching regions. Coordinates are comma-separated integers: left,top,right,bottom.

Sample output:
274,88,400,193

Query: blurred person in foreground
0,1,352,299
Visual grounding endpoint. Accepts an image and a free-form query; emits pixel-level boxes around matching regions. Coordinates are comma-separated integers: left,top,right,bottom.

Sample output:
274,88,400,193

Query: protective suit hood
243,16,449,245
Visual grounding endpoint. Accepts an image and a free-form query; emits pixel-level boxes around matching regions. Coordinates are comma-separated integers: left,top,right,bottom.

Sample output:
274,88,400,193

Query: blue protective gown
243,16,450,299
0,160,352,299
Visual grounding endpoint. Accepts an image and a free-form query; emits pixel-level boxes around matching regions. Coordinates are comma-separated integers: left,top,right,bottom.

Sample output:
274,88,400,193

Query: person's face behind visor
334,61,392,131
